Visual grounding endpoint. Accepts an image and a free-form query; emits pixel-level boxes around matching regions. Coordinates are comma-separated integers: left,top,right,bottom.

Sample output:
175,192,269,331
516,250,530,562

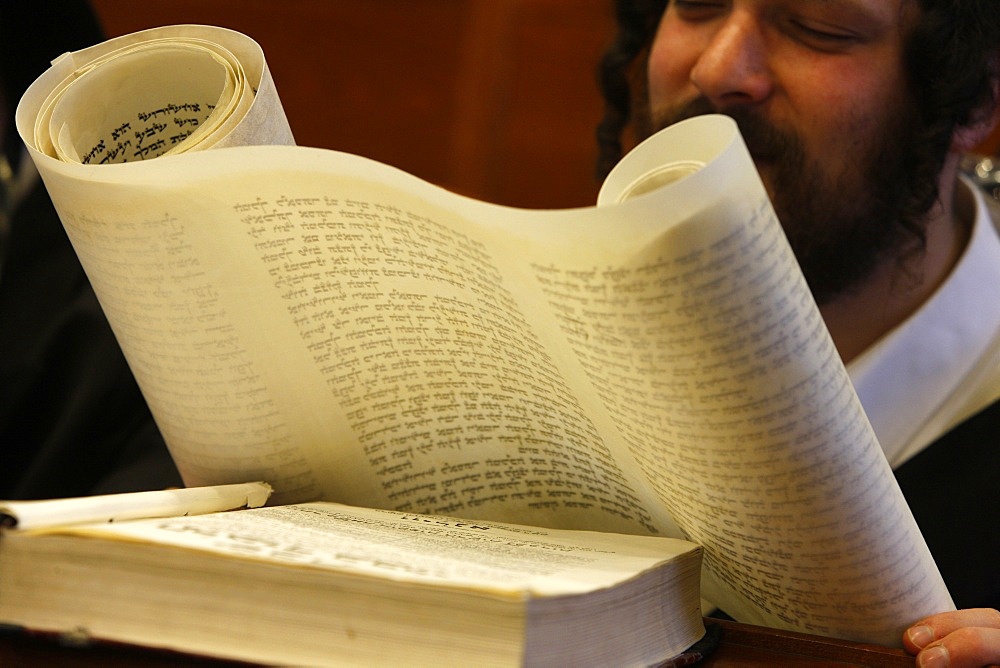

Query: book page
15,26,953,645
56,502,698,596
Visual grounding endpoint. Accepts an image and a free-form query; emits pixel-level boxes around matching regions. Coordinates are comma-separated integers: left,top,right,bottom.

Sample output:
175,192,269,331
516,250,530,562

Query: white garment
848,178,1000,467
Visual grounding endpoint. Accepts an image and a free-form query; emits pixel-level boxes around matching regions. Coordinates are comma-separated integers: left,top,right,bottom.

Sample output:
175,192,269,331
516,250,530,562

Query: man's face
645,0,922,304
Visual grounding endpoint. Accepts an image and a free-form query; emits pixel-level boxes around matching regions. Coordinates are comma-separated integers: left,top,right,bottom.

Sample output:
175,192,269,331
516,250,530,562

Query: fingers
904,609,1000,668
906,609,1000,648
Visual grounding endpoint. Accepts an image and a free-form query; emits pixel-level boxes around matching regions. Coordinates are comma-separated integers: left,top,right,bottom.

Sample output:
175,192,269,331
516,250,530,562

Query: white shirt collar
847,179,1000,466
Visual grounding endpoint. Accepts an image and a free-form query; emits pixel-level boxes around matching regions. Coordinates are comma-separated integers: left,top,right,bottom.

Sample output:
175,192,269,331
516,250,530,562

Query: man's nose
690,12,773,107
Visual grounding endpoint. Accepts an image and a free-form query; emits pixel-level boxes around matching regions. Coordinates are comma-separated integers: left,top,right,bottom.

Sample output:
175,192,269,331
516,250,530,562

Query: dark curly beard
648,98,928,306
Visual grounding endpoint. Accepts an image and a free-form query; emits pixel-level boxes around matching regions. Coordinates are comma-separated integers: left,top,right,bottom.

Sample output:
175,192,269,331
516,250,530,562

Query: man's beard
648,98,927,306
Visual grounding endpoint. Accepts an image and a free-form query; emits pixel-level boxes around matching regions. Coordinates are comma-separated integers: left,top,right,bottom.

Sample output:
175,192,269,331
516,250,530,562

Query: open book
0,484,705,666
15,25,953,645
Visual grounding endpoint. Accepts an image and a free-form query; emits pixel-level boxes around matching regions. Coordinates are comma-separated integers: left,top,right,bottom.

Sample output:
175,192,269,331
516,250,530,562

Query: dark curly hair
595,1,1000,223
595,0,667,180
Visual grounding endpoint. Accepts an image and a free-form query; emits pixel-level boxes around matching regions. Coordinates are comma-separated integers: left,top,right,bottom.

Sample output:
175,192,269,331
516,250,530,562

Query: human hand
904,608,1000,667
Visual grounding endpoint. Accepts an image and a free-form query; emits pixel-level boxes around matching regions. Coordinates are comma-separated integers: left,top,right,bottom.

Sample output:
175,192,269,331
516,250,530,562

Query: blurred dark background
89,0,617,209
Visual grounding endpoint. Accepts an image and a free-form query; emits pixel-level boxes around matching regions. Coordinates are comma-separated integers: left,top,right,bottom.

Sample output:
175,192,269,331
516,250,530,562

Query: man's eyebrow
784,0,900,34
793,0,893,17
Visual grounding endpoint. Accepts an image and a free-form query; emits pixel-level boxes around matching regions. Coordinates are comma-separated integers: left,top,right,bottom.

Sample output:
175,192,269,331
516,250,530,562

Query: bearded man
596,2,1000,666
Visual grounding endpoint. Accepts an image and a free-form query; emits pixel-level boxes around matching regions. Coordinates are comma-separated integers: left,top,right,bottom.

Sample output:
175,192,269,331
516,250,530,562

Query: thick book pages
15,25,953,644
0,501,704,666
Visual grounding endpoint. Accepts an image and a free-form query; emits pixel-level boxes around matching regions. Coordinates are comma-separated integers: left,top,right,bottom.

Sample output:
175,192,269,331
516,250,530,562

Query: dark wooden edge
709,618,915,666
0,625,249,667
